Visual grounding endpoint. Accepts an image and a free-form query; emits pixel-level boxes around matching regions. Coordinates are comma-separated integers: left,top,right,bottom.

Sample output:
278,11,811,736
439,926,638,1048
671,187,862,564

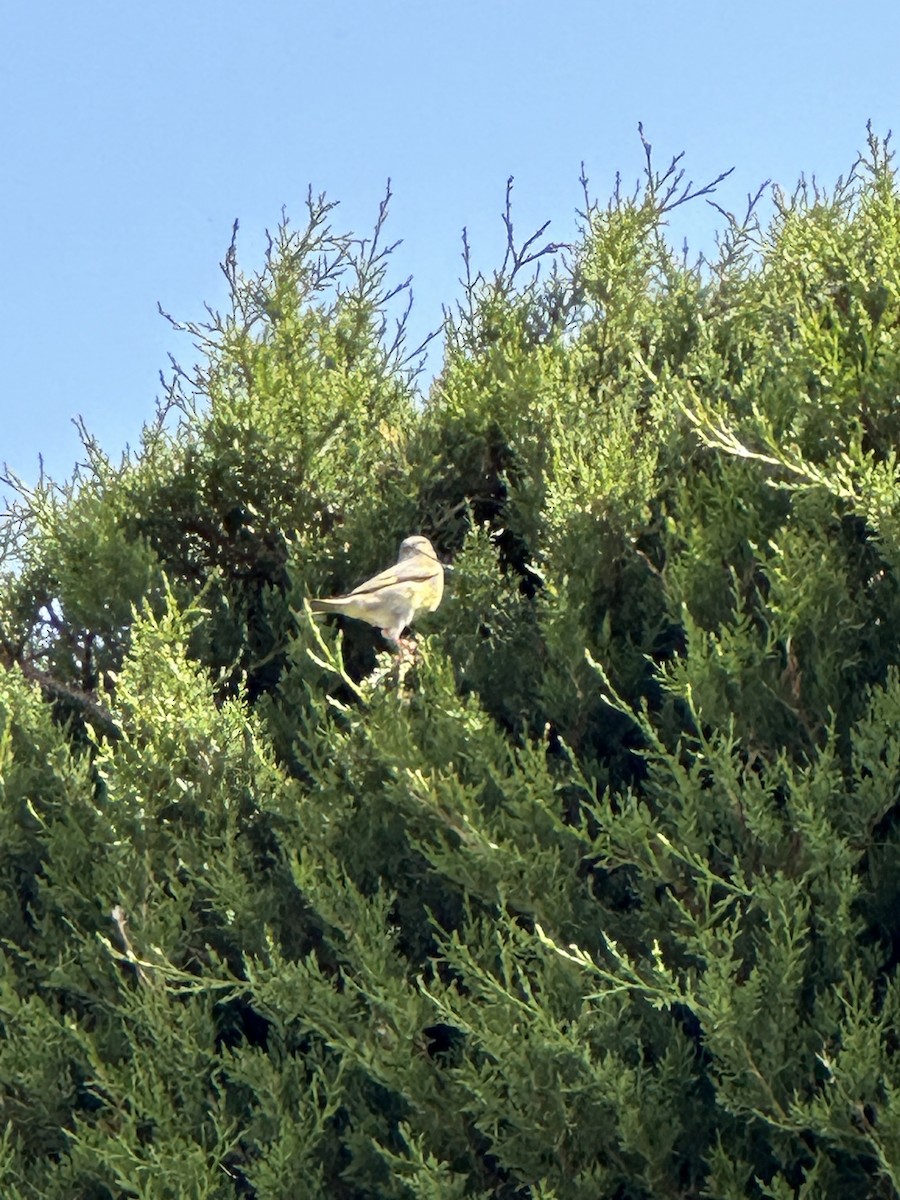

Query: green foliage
4,132,900,1197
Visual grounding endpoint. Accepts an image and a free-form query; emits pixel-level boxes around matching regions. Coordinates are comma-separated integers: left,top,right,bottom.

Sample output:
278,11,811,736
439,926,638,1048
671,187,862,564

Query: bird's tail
309,598,345,615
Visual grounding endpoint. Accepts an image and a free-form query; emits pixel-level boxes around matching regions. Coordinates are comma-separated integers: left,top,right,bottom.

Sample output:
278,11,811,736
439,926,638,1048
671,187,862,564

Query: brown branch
0,638,120,740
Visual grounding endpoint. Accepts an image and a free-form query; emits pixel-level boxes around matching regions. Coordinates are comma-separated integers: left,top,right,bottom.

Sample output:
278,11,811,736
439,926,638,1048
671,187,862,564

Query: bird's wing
344,554,438,599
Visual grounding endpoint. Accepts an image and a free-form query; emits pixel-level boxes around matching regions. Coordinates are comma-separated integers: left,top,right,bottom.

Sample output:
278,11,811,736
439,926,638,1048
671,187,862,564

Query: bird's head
398,535,438,561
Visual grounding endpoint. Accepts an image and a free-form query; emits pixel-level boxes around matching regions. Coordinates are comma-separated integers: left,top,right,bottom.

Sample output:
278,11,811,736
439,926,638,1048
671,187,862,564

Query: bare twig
111,905,151,985
0,635,120,740
501,176,568,282
638,121,735,214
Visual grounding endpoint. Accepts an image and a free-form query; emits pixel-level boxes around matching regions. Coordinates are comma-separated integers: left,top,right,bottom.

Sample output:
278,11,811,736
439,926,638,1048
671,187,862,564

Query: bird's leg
382,625,414,651
398,632,420,657
384,630,419,663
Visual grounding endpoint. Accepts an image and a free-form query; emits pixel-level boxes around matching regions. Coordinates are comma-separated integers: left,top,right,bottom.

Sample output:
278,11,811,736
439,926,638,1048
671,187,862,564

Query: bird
310,535,445,645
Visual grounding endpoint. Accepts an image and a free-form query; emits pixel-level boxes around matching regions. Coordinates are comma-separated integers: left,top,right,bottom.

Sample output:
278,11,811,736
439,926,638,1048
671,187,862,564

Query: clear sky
3,1,899,488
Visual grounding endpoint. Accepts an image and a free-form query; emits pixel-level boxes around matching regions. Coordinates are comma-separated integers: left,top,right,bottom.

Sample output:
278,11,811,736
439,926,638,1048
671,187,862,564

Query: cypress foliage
3,130,900,1197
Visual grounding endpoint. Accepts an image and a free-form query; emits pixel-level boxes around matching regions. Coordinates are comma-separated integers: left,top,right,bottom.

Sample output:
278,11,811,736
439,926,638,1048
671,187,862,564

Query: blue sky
3,1,899,488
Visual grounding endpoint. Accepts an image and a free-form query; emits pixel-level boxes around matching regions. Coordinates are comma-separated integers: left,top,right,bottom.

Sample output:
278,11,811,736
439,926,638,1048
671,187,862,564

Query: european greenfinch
310,535,444,644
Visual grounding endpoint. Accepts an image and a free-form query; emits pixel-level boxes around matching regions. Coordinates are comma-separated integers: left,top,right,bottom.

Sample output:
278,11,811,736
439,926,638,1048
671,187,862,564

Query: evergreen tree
3,129,900,1198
